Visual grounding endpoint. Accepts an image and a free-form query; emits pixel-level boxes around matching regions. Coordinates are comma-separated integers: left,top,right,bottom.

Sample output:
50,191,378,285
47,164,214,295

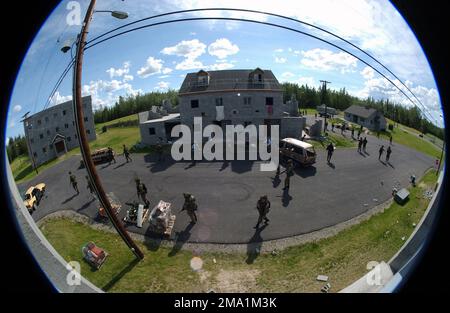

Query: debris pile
149,200,176,236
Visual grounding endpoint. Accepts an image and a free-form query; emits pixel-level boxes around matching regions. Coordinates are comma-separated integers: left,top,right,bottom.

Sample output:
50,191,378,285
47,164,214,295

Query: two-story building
139,68,305,146
23,96,96,166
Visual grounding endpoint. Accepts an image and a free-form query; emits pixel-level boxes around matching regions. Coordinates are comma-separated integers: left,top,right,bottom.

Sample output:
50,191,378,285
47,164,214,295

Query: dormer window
249,68,265,85
197,70,209,86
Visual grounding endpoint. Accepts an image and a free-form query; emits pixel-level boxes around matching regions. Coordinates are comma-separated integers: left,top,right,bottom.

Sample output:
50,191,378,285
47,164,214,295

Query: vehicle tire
32,204,37,212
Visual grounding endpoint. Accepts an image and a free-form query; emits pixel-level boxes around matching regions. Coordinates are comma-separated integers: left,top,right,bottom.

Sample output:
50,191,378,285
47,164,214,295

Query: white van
280,138,317,166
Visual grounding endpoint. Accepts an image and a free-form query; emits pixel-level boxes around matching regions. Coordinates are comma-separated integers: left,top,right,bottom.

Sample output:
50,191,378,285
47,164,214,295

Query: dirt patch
212,269,260,293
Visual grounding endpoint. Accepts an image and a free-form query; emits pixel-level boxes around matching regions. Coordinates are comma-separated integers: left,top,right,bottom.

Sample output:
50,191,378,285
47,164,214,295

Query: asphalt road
17,133,433,244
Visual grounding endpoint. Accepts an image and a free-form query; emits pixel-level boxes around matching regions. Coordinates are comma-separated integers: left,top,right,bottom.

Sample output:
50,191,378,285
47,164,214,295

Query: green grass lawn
10,116,142,184
374,127,441,159
309,131,356,150
40,169,438,293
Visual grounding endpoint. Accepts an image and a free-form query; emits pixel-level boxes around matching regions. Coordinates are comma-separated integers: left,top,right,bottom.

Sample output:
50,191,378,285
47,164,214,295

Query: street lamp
65,0,144,260
95,10,129,20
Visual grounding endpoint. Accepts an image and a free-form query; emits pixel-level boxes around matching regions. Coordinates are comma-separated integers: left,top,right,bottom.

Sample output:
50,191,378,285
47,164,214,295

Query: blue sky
6,0,444,140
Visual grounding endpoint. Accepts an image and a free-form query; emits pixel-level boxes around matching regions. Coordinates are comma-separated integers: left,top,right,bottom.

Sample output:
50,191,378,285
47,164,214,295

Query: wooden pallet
164,215,176,237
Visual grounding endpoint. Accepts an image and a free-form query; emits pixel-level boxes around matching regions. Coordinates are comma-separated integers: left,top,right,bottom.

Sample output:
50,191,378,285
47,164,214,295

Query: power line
84,16,435,122
85,8,434,122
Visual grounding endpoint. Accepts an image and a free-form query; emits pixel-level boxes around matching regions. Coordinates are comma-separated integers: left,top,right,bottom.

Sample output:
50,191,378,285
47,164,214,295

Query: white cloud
280,72,295,80
158,75,170,79
155,81,170,90
49,91,72,107
275,57,287,64
207,62,235,71
106,61,131,79
13,105,22,113
208,38,239,59
300,48,358,73
82,78,142,110
161,39,206,60
274,48,284,53
123,74,134,82
162,67,173,74
353,76,441,124
360,66,375,80
137,57,164,78
175,58,205,70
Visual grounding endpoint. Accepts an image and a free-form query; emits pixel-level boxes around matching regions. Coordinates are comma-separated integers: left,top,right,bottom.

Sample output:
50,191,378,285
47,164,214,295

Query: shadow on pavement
113,162,128,170
168,222,195,257
246,224,267,264
271,174,281,188
219,161,230,172
282,189,292,207
327,162,336,169
102,258,140,292
61,193,78,204
145,154,176,173
76,198,96,213
294,166,317,178
358,151,366,157
231,161,254,174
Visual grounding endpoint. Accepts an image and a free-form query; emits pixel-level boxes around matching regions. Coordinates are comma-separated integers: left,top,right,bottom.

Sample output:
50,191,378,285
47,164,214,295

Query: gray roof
179,69,281,94
344,105,378,119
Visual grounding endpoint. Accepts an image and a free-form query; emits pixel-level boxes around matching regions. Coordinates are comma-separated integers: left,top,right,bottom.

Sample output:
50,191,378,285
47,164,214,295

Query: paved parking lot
17,132,433,244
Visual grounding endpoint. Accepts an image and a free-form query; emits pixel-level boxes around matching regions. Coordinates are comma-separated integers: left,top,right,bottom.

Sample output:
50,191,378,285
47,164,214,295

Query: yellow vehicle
23,183,46,213
280,138,317,166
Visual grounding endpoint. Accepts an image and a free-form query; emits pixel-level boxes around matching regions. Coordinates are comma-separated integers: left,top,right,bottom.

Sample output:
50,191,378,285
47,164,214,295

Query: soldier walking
123,144,132,163
326,142,334,163
379,145,385,160
357,129,361,139
389,135,393,145
86,176,95,199
386,146,392,162
69,172,79,195
108,147,116,164
363,137,368,152
155,143,164,161
181,193,198,224
282,159,294,190
254,195,271,229
135,178,149,207
358,138,363,153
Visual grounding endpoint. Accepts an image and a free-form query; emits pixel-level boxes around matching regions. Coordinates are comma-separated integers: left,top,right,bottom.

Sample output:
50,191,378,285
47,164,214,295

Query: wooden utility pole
72,0,144,259
320,80,331,132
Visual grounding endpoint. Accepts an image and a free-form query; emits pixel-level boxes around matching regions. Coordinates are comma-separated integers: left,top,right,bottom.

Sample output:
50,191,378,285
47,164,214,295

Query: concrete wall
179,91,284,127
280,117,306,139
24,96,96,166
139,121,168,145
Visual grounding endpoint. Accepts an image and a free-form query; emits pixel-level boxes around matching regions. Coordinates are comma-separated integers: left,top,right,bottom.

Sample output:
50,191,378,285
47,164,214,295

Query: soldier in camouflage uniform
85,176,94,195
254,195,270,229
123,145,132,163
69,172,79,195
135,178,149,207
282,159,294,190
181,193,198,224
108,147,116,164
